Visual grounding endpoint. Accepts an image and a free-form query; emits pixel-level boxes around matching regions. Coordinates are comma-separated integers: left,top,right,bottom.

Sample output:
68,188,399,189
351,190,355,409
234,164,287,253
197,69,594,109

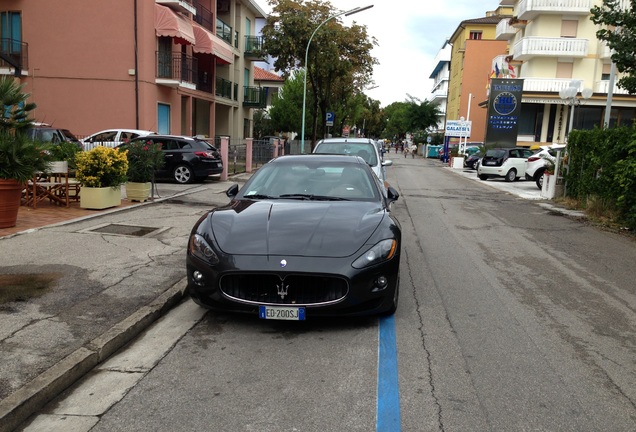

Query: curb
0,279,187,432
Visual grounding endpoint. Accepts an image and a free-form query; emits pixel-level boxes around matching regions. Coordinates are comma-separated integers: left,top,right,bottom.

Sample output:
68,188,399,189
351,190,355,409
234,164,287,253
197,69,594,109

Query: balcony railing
155,51,198,87
216,77,233,98
216,17,232,45
155,0,196,15
522,78,576,93
243,86,267,107
516,0,593,21
513,36,588,61
595,80,630,95
244,36,265,59
194,1,214,32
496,18,516,40
0,39,28,74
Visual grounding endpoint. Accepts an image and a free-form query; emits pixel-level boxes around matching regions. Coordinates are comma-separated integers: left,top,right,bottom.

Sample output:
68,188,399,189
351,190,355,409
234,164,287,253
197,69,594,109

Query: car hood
208,200,385,257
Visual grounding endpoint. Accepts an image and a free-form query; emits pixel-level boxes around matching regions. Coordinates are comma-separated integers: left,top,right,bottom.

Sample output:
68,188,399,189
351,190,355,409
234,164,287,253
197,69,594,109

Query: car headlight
352,239,397,269
189,234,219,265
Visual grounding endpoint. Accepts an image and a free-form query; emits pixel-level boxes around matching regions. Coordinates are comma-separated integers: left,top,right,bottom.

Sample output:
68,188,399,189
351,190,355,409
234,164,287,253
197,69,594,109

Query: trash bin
426,144,441,158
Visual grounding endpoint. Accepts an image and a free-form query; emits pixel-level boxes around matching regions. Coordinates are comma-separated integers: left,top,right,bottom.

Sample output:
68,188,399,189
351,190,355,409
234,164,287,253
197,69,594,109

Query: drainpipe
134,0,140,129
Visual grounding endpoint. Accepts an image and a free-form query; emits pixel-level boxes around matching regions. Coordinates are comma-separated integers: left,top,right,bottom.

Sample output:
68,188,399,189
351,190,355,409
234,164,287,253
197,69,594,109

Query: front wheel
173,164,194,184
504,169,517,182
478,174,488,181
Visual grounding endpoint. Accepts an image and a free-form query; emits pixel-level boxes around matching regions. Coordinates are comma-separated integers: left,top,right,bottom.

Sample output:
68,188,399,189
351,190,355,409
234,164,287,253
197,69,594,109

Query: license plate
259,305,305,321
485,161,496,165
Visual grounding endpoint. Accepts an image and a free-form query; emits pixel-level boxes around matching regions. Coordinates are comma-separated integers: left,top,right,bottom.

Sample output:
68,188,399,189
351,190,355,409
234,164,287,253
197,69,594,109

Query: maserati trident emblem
280,259,287,268
276,282,290,299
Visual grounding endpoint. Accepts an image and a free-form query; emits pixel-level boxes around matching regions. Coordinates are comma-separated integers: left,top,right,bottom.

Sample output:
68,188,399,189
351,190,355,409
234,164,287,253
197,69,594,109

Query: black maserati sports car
186,154,401,320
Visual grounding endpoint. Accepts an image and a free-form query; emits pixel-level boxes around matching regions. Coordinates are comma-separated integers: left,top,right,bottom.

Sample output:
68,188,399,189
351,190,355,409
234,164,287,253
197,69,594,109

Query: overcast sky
257,0,504,107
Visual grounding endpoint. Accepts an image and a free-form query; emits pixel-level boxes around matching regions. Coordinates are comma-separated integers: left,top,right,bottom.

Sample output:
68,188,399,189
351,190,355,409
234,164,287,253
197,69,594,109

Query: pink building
1,0,268,140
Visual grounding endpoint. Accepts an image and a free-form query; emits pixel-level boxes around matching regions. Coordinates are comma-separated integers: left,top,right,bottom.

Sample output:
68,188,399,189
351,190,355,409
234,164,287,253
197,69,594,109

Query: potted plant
75,146,128,209
0,77,51,228
121,139,164,202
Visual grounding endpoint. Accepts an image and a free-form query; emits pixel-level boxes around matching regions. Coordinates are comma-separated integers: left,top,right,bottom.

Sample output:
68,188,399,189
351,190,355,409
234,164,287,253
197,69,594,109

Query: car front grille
220,273,348,306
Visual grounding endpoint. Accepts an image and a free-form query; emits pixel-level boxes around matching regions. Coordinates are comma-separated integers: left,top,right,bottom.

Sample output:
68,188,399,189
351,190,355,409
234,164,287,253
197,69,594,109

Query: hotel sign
445,120,472,138
485,78,524,148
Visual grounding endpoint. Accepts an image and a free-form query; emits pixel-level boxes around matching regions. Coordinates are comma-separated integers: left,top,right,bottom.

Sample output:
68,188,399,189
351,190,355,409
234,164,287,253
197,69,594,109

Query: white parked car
313,137,393,186
477,147,536,182
525,143,566,189
81,129,156,150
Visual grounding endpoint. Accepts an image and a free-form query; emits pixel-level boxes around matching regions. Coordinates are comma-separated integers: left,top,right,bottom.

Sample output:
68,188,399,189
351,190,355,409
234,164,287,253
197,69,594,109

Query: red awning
155,4,195,45
192,23,234,64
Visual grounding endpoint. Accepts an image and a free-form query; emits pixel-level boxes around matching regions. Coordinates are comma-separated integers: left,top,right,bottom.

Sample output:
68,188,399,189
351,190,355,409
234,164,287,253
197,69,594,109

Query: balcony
0,39,28,76
216,77,233,99
516,0,593,21
243,86,267,107
522,77,577,93
496,18,516,40
216,17,233,45
512,36,588,61
194,1,214,32
599,43,613,60
155,0,196,15
155,51,198,90
594,80,630,95
244,36,265,60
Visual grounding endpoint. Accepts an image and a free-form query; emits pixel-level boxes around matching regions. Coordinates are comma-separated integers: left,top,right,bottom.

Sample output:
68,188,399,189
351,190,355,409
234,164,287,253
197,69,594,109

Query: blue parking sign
326,112,334,127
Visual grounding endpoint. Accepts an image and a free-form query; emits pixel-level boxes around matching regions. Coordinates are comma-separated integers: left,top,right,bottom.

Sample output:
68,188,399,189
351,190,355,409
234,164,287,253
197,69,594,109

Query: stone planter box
80,186,121,209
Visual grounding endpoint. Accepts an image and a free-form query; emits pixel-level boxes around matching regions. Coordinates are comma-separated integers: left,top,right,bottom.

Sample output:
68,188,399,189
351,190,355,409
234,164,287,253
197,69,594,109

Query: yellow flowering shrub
75,146,128,188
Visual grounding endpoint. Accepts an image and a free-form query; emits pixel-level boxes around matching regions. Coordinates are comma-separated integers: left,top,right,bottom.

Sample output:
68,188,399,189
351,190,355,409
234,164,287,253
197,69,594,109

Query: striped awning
154,4,195,45
192,23,234,64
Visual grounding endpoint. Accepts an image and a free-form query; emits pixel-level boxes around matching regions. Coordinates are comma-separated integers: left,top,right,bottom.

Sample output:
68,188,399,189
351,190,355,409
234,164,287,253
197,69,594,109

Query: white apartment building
495,0,635,145
428,39,452,133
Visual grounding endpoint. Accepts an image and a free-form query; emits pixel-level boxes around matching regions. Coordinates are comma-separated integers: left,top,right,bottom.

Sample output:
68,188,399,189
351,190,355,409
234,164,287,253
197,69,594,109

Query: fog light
193,270,205,285
375,275,388,290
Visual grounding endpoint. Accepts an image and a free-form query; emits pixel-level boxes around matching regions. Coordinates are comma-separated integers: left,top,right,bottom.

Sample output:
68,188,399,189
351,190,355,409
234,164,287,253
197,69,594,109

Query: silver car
313,137,393,185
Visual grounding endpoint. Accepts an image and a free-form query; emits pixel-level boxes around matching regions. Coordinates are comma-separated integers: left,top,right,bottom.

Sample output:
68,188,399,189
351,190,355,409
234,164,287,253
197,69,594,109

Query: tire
535,169,545,190
504,169,517,182
478,174,488,181
173,164,194,184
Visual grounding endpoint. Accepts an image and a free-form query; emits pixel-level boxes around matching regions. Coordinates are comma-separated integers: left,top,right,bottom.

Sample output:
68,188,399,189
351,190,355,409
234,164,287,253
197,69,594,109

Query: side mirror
226,183,239,198
386,186,399,204
382,159,393,167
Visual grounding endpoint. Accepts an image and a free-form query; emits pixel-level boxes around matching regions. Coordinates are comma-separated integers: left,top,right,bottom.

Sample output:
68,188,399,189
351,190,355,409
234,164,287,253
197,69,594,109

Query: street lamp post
559,80,593,142
300,4,374,154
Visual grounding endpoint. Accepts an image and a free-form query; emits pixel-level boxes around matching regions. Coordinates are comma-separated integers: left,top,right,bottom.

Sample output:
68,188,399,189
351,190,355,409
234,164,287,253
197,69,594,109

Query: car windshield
239,160,380,201
61,129,79,141
314,143,378,166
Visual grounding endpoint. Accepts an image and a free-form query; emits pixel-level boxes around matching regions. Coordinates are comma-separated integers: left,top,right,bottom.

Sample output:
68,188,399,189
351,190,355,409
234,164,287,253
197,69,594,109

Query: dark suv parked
123,135,223,184
24,126,83,150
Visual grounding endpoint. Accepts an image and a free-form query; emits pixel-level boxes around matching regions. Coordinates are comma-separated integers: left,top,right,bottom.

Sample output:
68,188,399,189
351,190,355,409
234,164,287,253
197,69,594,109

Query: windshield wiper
279,194,349,201
245,194,278,199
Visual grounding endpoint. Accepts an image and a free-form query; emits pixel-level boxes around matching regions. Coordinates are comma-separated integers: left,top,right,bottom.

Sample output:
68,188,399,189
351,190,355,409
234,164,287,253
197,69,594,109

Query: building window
469,31,482,40
556,62,573,79
601,63,612,80
561,20,578,38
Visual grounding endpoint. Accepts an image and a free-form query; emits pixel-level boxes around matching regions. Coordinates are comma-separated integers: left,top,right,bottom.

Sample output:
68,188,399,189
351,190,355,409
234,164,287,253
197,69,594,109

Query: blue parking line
377,315,401,431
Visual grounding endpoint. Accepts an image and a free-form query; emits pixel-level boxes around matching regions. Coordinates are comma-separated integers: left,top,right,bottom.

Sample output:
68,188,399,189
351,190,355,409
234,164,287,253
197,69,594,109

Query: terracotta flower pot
0,179,24,228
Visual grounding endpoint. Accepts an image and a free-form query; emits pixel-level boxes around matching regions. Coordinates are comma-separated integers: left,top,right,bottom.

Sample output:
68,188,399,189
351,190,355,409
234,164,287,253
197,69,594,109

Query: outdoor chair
23,161,73,208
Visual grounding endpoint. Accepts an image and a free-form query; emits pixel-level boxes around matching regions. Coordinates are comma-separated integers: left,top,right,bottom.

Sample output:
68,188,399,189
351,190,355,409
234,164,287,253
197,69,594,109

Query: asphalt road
18,156,636,431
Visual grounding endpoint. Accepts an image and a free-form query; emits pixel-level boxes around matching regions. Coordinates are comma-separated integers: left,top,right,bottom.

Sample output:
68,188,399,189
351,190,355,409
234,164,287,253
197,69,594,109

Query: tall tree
262,0,377,148
590,0,636,94
268,71,308,135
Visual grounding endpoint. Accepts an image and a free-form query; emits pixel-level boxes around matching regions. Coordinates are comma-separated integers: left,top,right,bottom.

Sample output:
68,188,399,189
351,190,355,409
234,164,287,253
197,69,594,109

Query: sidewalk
0,175,249,432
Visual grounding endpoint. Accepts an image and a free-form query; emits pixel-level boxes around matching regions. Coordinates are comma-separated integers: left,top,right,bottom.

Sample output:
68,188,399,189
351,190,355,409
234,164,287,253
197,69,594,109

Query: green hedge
566,127,636,229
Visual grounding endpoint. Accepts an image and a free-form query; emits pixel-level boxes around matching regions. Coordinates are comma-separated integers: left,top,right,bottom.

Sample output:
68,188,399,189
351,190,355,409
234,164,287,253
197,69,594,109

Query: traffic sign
326,112,335,127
